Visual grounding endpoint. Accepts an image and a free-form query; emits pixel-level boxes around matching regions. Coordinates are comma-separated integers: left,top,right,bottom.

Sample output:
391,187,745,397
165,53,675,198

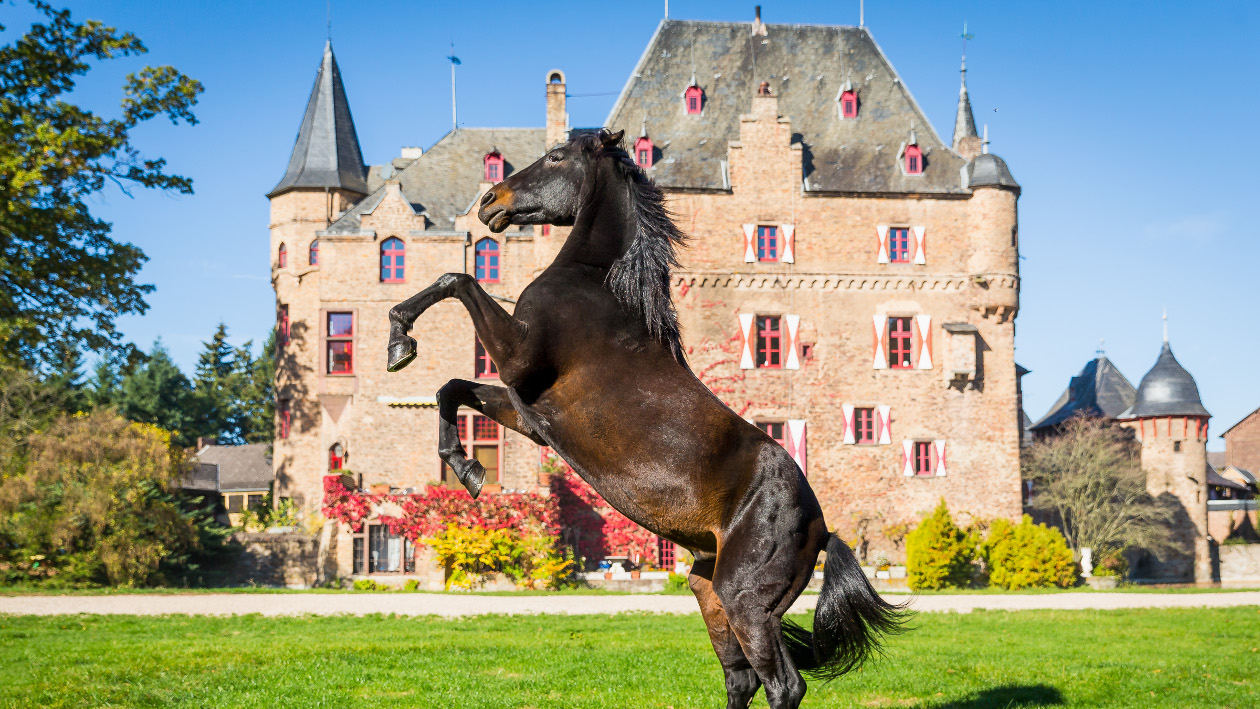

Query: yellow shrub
905,499,974,590
982,516,1077,590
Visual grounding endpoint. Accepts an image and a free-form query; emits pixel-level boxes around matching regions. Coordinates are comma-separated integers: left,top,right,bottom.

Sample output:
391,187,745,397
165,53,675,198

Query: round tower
1126,340,1212,583
964,151,1021,321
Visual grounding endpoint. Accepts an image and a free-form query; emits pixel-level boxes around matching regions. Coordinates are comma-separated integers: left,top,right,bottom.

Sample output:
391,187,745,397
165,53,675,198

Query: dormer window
904,145,923,175
634,135,654,168
684,85,703,115
839,90,858,119
484,151,504,183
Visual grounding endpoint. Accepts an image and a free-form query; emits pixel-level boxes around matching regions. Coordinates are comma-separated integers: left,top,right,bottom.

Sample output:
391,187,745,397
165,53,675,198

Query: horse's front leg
437,379,546,497
387,272,526,373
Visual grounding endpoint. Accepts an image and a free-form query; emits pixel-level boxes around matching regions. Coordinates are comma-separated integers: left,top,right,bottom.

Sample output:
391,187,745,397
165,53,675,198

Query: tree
236,329,275,444
980,516,1077,590
905,499,975,590
193,323,236,442
0,2,202,368
1022,415,1175,560
118,340,201,447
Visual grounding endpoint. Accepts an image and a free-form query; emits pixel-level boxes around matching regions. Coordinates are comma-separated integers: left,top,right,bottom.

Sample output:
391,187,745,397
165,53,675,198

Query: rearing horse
386,129,903,709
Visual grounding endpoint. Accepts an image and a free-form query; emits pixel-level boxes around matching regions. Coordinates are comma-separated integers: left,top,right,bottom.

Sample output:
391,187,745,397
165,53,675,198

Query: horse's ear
599,129,625,147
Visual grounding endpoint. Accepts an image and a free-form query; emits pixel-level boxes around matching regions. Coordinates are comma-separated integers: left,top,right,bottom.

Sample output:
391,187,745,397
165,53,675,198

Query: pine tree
193,323,237,443
236,329,275,444
118,340,201,447
85,354,123,409
44,342,85,412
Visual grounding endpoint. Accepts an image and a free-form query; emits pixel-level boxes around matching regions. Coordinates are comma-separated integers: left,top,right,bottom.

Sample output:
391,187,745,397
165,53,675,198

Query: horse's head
477,128,626,233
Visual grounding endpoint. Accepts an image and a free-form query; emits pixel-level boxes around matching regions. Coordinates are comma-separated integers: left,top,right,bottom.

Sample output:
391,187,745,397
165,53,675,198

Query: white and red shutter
933,440,948,476
912,225,927,264
915,314,933,370
877,404,892,445
876,224,890,264
872,314,888,369
901,440,915,476
780,223,796,263
738,313,756,369
784,314,801,370
787,419,808,476
742,224,756,263
842,403,856,445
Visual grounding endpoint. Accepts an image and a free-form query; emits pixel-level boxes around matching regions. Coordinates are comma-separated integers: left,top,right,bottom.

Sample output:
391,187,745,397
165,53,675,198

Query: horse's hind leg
689,556,761,708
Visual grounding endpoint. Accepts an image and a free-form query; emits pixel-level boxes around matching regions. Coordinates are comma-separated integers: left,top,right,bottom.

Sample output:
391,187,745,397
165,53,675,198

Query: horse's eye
547,153,562,163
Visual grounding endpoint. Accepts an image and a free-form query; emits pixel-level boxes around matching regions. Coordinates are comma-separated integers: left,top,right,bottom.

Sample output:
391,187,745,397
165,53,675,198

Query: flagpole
448,43,460,133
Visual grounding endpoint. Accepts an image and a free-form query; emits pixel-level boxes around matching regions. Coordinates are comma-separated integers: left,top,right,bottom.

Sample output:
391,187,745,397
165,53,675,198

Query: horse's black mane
572,131,688,367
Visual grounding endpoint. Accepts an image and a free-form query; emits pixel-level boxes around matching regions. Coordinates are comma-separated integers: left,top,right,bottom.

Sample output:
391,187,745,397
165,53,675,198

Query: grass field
1,608,1257,708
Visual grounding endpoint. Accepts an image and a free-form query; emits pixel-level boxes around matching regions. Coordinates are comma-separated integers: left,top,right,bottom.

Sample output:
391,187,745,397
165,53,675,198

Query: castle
268,13,1024,579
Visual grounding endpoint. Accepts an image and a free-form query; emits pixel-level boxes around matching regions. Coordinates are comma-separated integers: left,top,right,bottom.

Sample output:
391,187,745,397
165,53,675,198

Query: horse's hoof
387,336,417,372
458,460,486,498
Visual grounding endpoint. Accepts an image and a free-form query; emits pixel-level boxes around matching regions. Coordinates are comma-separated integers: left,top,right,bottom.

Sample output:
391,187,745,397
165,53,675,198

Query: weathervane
447,43,461,132
1162,307,1169,343
960,21,975,74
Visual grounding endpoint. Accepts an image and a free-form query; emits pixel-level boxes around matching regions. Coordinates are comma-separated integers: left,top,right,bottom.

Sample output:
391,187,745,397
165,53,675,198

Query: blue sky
6,1,1257,446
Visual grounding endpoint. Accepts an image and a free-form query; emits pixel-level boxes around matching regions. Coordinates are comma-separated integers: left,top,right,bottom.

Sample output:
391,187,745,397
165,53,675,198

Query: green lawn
1,609,1257,708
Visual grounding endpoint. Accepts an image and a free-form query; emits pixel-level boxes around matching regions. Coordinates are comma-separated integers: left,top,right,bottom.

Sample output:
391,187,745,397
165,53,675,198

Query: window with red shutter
756,225,778,262
755,421,786,447
475,336,499,379
659,538,676,569
888,316,913,369
756,316,782,368
888,228,911,263
913,441,933,476
855,407,876,444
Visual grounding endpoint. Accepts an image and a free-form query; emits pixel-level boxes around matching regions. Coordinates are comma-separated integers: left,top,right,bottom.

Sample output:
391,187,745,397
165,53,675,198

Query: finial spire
1162,307,1169,344
1097,338,1105,357
952,22,979,156
447,43,461,133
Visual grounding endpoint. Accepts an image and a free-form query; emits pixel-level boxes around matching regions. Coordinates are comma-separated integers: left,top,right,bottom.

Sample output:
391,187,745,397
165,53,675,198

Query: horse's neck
555,174,635,271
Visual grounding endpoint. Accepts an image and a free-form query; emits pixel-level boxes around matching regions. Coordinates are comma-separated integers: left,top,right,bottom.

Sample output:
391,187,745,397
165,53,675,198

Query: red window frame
278,399,291,439
443,412,503,490
278,304,290,347
888,316,913,369
888,227,911,263
352,524,416,575
475,336,499,379
905,145,923,175
840,90,857,118
684,85,703,114
756,316,782,369
659,537,676,568
541,225,551,236
634,136,653,168
380,237,405,283
277,243,287,268
475,238,500,283
329,443,345,471
913,441,933,476
855,407,875,444
327,311,354,375
484,152,504,182
756,225,778,262
309,239,319,266
756,421,786,448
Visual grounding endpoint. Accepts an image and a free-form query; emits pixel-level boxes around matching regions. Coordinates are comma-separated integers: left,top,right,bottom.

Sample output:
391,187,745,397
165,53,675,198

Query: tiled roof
269,41,368,198
1127,343,1210,419
195,443,272,492
604,20,969,194
323,128,546,233
1031,356,1137,431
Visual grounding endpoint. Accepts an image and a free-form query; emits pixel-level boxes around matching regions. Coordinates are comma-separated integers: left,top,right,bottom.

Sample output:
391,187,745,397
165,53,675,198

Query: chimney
752,5,767,36
545,69,568,149
196,436,217,450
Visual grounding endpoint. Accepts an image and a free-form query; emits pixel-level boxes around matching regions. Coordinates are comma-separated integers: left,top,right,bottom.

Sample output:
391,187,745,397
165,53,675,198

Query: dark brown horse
386,129,903,709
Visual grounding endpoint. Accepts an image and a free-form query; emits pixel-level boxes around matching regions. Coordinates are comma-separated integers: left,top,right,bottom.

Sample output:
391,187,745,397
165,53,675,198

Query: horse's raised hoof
456,459,486,498
387,335,417,372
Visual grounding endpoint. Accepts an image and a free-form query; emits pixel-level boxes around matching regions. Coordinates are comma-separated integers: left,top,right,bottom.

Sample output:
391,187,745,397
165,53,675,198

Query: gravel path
2,591,1258,617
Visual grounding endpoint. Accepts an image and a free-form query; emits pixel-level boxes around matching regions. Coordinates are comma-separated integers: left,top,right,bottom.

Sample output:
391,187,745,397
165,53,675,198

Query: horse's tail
781,533,910,681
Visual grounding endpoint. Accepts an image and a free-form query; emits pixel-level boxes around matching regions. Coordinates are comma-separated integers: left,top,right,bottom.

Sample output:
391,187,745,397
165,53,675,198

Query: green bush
352,579,386,592
664,572,689,592
403,579,420,592
981,516,1077,590
905,499,974,590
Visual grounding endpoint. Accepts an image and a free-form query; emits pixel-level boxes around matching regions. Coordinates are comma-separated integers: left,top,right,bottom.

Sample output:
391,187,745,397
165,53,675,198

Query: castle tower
1126,337,1212,582
268,41,368,509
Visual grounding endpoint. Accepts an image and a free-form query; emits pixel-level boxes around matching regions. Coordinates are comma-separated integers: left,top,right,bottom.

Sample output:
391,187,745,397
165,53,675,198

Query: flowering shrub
905,499,975,590
980,515,1077,590
547,455,659,567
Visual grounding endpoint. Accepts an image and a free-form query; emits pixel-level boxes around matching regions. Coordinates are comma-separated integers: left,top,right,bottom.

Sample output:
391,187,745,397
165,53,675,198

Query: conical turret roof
1128,343,1210,418
268,41,368,198
952,63,978,150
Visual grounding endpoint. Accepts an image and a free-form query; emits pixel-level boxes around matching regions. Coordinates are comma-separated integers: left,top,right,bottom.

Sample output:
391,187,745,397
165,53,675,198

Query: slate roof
181,462,219,492
604,20,970,195
1208,466,1252,494
1126,343,1210,419
1031,356,1137,431
322,128,546,234
269,41,368,198
964,153,1019,193
953,66,978,148
195,443,273,492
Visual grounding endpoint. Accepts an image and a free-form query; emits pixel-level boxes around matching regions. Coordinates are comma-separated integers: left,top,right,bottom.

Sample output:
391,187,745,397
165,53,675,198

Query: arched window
839,90,858,119
634,135,654,168
380,237,405,282
329,443,344,471
484,151,504,183
277,243,287,269
684,85,703,114
309,239,319,266
475,238,500,283
904,145,923,175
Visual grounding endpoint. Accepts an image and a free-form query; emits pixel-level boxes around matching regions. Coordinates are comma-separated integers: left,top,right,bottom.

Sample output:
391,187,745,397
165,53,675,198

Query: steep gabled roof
1031,356,1137,431
323,128,546,233
604,20,968,194
1220,406,1260,437
269,41,368,198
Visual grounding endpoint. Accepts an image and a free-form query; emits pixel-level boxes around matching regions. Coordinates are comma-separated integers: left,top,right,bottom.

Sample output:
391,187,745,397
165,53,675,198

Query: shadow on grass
933,684,1064,708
